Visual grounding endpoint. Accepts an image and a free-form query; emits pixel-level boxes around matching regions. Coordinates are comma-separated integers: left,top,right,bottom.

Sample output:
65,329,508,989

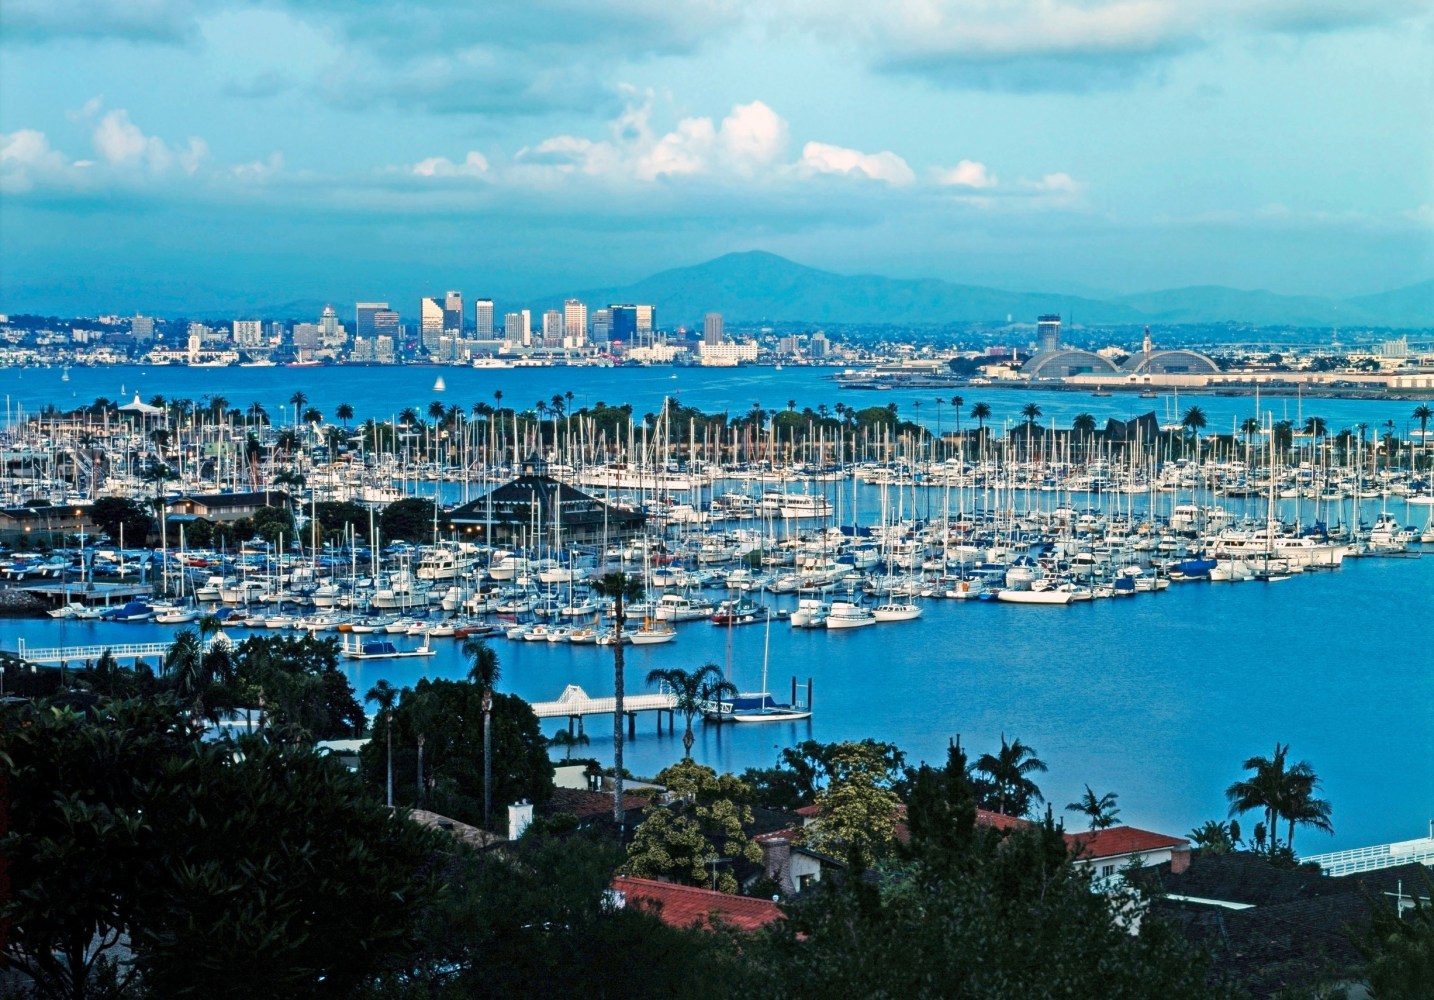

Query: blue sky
1,1,1430,316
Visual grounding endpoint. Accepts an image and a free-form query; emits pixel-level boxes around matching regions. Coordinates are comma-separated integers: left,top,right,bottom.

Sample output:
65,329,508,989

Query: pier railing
14,637,225,666
531,684,677,719
1302,836,1434,877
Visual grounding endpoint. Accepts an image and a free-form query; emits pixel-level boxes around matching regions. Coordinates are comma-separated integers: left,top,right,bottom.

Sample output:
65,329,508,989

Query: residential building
130,315,155,343
233,319,264,348
563,298,587,348
542,309,563,348
375,335,396,363
703,311,723,346
698,341,758,366
474,298,494,338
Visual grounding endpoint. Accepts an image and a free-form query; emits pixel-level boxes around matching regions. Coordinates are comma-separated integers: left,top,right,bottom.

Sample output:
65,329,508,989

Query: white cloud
718,101,789,170
771,0,1428,89
1025,172,1084,195
0,129,76,192
411,151,491,178
90,109,207,175
934,159,997,188
797,141,915,185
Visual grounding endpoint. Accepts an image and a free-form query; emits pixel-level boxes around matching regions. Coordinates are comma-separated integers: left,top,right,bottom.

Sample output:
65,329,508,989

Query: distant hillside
541,251,1144,326
538,252,1430,330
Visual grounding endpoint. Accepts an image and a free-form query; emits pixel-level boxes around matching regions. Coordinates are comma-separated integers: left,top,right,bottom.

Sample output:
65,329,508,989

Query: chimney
761,836,795,896
508,799,533,841
1170,847,1191,875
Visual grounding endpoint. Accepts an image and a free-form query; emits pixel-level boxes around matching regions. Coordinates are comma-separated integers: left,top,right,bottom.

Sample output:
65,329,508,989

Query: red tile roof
611,876,783,932
1066,826,1189,860
976,809,1029,831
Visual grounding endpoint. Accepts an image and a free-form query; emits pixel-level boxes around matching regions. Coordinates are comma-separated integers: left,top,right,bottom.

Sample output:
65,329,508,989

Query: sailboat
706,606,812,723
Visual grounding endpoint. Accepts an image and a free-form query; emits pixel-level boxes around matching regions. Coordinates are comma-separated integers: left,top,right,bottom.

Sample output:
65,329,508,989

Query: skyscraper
443,291,463,333
1037,314,1061,353
563,299,587,347
703,312,724,346
609,304,654,345
355,302,389,339
474,298,494,338
503,312,525,347
420,297,444,337
542,310,563,348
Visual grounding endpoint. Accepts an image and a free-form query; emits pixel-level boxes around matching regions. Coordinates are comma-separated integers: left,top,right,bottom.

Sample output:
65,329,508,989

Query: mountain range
540,251,1431,330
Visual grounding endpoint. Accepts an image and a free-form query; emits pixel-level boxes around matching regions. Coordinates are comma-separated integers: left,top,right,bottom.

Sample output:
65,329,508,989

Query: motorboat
872,603,922,622
825,601,876,629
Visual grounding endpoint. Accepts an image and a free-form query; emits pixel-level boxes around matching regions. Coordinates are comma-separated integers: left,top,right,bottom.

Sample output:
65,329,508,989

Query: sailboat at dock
704,606,813,723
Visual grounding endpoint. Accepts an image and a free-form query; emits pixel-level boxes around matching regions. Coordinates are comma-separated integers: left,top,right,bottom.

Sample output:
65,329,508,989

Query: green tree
288,390,307,427
88,496,154,544
464,636,502,829
252,503,295,545
1187,819,1241,854
625,761,762,893
1414,404,1432,467
2,697,445,1000
802,741,907,868
645,662,736,760
1356,874,1434,1000
975,733,1048,817
335,402,353,427
1226,742,1333,856
1066,784,1121,832
971,401,992,436
366,679,399,808
592,570,644,825
379,497,439,543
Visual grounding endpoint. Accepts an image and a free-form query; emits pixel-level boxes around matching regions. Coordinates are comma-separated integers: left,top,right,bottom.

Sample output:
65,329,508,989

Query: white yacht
825,600,876,629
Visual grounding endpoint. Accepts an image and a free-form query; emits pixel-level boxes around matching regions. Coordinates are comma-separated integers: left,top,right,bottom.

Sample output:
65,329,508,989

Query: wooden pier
12,636,228,667
531,684,678,737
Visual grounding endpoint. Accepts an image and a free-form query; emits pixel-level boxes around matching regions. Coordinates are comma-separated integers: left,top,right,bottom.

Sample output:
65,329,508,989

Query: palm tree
1181,405,1207,457
1072,413,1097,457
646,663,737,760
164,628,204,707
1226,742,1331,855
1240,417,1261,451
970,401,991,437
548,729,591,760
592,570,644,824
463,637,502,829
1021,402,1042,430
302,407,322,425
1066,785,1121,832
427,400,446,424
335,402,354,428
1414,404,1432,467
365,680,399,808
289,390,307,428
951,396,964,438
408,689,438,809
975,734,1048,817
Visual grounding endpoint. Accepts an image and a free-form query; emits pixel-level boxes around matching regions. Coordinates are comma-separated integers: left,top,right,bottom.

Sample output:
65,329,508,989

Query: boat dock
11,636,226,667
532,684,678,737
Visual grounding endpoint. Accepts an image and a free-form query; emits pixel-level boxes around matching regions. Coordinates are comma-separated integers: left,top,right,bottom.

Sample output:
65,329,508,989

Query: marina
0,365,1430,856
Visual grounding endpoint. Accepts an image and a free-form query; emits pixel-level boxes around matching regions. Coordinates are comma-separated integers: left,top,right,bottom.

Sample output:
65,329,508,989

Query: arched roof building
1120,349,1220,376
1021,349,1120,380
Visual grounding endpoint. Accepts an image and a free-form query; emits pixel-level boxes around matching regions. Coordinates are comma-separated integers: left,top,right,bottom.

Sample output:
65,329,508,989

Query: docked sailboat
704,608,812,723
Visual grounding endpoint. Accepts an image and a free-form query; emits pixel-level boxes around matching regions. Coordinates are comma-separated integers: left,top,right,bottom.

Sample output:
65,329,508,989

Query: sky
1,1,1431,317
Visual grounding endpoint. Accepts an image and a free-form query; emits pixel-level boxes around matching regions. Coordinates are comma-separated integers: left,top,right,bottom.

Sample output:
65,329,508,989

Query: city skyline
1,2,1430,316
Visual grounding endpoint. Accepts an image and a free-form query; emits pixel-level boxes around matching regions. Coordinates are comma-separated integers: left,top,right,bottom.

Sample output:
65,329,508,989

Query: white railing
15,637,226,665
1302,837,1434,877
531,684,676,719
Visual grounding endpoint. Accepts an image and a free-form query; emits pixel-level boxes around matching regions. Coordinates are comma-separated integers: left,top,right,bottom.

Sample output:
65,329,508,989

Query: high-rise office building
318,305,344,347
703,312,724,346
504,312,524,347
355,302,389,339
474,299,494,338
563,299,587,347
130,315,155,343
421,297,444,337
609,304,655,345
591,308,611,345
542,310,563,348
1037,314,1061,353
443,291,463,332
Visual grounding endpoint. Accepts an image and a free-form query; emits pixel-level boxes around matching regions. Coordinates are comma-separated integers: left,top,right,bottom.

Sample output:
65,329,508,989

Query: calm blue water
2,363,1431,852
3,552,1430,854
4,363,1428,439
